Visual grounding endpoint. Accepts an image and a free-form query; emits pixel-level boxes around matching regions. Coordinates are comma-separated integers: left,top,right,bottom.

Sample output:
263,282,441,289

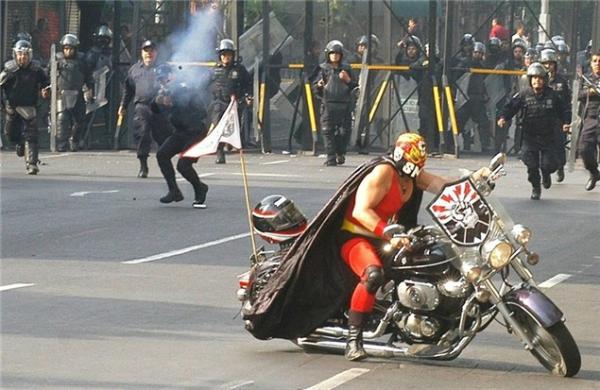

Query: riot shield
568,78,582,172
86,65,110,114
454,73,471,111
49,44,58,152
393,75,420,139
352,51,369,148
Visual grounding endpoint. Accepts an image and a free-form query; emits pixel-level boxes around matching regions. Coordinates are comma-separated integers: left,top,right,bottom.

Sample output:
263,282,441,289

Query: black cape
243,156,423,340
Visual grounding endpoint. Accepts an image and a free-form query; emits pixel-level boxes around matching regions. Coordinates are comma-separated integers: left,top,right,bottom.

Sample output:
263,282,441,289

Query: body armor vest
211,63,245,102
521,88,559,135
0,60,44,106
320,63,352,103
57,52,86,91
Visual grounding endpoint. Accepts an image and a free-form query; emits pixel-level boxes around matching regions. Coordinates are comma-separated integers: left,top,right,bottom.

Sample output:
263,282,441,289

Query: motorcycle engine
397,280,440,311
397,313,441,338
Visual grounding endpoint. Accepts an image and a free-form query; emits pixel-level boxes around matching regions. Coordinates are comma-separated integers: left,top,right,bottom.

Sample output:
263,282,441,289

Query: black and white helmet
356,34,379,48
60,33,80,48
527,62,548,84
252,195,307,244
512,38,527,50
473,42,486,54
325,40,344,55
524,48,538,60
460,33,475,47
13,40,33,67
217,38,235,53
539,48,558,64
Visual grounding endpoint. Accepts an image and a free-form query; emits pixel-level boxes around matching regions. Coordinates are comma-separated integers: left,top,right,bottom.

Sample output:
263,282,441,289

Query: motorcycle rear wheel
512,306,581,377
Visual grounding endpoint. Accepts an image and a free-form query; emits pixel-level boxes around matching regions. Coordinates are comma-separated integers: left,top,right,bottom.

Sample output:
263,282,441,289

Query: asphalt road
1,149,599,389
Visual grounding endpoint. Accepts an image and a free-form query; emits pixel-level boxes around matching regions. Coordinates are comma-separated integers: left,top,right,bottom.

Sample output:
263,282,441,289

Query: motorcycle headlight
481,239,514,269
511,224,532,245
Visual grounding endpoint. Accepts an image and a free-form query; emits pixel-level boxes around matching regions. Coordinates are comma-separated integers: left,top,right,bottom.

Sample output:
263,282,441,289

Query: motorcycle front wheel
512,306,581,377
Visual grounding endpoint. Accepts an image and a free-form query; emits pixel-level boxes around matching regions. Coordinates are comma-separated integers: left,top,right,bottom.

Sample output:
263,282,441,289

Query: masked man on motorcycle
242,133,491,361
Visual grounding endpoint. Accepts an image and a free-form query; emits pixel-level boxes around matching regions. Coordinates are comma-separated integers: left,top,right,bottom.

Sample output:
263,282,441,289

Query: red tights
340,237,382,313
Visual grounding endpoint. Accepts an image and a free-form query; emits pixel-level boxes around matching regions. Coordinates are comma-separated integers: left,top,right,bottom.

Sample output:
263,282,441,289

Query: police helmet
473,42,486,54
527,62,548,84
325,40,344,55
543,40,556,50
460,33,475,47
487,37,501,53
15,32,32,44
141,40,157,50
13,40,33,67
252,195,307,244
217,38,235,53
539,48,558,64
356,34,380,49
154,63,172,81
556,42,570,55
512,38,527,50
551,35,565,44
534,42,545,52
97,25,113,39
60,33,80,48
524,48,538,60
403,35,422,51
392,133,428,178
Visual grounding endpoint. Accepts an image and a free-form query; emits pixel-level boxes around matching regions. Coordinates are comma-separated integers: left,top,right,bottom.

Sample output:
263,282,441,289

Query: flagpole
239,148,258,260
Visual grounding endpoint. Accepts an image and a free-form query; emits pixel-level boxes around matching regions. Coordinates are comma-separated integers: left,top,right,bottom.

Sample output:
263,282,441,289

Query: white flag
182,99,242,158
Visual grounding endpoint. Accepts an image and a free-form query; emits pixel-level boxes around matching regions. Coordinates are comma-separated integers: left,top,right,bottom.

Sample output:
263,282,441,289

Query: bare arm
416,169,451,194
352,164,393,233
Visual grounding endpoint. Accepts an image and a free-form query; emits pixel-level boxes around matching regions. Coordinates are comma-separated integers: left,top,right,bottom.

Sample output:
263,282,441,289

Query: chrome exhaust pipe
297,338,409,358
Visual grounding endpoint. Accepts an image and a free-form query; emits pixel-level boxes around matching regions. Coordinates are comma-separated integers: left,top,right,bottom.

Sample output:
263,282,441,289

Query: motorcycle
237,154,581,377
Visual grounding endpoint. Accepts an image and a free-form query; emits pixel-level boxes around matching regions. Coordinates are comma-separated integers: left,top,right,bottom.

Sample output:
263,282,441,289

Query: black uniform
208,61,251,163
55,51,92,151
547,73,571,172
0,59,49,171
493,56,522,153
501,86,570,191
578,72,600,186
457,57,492,151
121,61,172,160
311,61,358,165
152,82,209,205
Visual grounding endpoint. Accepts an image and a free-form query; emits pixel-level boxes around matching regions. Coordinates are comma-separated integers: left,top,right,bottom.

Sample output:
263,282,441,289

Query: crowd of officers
1,26,600,201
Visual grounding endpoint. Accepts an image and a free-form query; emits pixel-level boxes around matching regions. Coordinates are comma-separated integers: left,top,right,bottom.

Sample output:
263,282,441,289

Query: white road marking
40,153,71,158
176,173,215,182
594,256,600,259
539,273,572,289
70,190,119,197
0,283,35,292
230,172,300,178
261,160,289,165
122,233,250,264
305,368,370,390
221,380,254,389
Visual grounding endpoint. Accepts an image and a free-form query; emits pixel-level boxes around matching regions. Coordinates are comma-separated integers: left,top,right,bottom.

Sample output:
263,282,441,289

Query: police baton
113,113,124,150
581,74,600,95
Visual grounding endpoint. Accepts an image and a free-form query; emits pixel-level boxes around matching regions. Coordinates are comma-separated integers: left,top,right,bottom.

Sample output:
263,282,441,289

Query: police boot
69,137,79,152
193,182,209,209
336,154,346,165
160,182,184,204
542,173,552,189
556,167,565,183
585,170,600,191
25,142,39,175
138,157,149,178
215,145,226,164
345,325,367,361
530,185,541,200
15,143,24,157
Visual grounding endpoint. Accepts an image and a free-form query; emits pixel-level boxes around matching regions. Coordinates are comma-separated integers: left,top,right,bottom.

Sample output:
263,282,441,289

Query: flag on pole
182,98,242,158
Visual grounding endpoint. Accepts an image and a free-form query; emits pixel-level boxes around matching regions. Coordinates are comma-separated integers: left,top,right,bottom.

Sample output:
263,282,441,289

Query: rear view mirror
489,153,506,171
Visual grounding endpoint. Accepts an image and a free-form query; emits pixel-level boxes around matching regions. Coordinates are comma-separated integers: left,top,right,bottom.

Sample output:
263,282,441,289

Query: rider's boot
345,310,368,361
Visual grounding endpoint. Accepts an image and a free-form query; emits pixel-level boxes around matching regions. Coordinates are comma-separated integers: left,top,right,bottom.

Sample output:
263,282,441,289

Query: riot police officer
540,49,571,183
578,51,600,191
351,34,383,64
311,40,357,166
119,40,171,178
151,64,209,208
498,63,570,200
208,39,252,164
84,25,113,72
54,34,93,152
0,40,49,174
457,42,492,152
